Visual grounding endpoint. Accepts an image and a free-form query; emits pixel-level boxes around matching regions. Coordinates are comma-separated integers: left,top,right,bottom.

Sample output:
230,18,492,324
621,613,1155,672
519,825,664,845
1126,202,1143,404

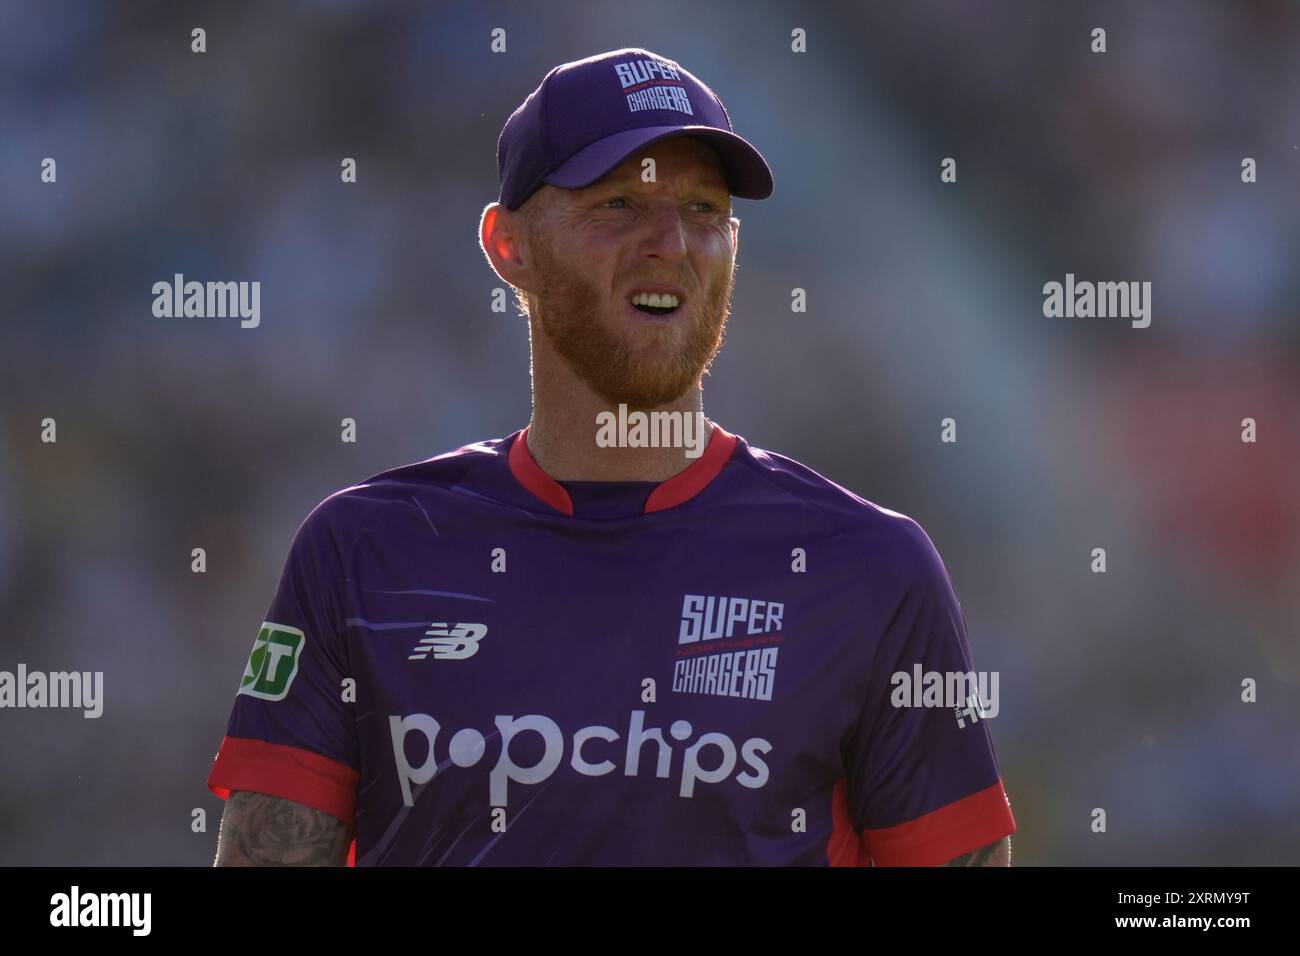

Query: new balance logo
409,623,487,661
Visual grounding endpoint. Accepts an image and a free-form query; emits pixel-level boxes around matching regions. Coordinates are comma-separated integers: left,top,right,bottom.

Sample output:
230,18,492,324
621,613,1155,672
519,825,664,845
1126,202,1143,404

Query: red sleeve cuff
863,779,1017,866
207,735,360,829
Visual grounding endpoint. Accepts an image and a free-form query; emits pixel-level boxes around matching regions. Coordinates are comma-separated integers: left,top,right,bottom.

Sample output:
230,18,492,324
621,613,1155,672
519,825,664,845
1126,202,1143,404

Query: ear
479,202,531,290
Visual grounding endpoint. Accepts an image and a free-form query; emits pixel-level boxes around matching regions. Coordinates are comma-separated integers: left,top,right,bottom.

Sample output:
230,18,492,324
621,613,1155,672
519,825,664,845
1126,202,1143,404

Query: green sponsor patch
238,623,305,701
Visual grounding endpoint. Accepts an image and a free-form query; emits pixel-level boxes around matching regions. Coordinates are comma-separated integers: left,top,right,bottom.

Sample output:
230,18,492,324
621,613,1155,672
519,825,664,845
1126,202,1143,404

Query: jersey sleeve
206,495,361,830
835,519,1016,866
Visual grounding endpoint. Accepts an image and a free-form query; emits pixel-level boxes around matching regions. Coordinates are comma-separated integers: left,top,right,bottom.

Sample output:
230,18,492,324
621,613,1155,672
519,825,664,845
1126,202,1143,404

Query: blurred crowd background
1,0,1297,865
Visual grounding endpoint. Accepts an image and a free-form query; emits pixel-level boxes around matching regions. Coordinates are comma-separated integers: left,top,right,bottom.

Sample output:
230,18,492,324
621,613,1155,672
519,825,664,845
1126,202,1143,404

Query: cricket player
208,47,1016,866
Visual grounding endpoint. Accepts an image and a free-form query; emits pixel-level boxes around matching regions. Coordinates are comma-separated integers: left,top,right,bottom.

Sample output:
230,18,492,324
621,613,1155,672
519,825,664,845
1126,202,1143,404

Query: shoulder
729,434,945,581
289,434,511,550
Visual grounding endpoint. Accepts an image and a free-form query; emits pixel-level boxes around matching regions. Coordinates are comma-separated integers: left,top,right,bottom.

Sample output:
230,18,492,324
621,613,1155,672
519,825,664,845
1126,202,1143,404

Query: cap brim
542,125,773,201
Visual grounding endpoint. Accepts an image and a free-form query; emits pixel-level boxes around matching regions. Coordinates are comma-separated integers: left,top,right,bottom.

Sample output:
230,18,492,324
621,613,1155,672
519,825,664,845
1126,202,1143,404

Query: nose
638,201,689,262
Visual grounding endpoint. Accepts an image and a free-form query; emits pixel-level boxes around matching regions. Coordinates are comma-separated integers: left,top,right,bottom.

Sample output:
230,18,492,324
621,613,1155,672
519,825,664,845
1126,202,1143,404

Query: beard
528,242,735,411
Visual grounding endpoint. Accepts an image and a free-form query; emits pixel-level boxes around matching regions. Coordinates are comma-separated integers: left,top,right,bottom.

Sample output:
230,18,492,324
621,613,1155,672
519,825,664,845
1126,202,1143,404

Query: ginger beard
527,227,735,411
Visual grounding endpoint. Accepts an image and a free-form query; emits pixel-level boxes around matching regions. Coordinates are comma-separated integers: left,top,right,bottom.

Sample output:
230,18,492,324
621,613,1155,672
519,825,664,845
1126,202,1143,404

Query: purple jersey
208,423,1015,865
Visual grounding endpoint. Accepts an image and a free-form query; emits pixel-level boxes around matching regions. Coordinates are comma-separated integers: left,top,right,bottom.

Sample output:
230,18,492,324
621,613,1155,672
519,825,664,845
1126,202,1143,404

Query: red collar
507,421,738,516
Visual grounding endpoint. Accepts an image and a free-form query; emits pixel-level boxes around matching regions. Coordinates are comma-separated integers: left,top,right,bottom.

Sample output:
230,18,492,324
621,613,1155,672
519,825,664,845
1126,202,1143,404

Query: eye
602,197,628,209
694,199,732,216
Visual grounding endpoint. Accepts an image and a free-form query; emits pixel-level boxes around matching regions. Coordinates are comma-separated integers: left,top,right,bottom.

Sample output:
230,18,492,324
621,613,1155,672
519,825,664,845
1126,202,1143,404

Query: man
208,47,1015,866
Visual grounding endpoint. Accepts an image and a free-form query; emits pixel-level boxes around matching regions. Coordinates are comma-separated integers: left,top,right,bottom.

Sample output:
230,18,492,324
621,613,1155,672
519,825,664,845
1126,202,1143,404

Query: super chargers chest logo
672,594,783,702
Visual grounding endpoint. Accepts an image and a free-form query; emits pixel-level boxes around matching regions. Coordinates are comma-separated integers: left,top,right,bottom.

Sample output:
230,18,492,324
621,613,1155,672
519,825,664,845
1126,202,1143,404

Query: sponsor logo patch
238,622,305,701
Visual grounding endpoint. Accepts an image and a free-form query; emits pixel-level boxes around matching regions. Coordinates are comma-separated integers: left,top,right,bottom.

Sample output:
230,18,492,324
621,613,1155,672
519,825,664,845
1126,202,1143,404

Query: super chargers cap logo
238,622,304,701
613,57,693,116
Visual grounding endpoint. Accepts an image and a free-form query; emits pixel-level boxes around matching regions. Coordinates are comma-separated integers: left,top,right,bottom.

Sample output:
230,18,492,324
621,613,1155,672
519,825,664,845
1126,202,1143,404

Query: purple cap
497,47,774,211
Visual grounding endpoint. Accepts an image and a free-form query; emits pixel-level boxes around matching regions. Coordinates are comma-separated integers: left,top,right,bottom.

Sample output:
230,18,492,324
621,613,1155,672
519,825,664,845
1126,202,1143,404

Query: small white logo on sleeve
409,623,487,661
50,886,151,936
955,693,991,729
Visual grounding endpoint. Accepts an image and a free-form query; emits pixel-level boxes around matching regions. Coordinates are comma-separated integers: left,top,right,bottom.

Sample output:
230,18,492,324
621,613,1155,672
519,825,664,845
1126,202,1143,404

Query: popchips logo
389,709,772,807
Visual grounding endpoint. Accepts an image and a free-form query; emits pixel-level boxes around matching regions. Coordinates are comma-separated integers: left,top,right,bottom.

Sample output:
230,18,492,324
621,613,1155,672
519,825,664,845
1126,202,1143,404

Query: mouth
626,289,686,319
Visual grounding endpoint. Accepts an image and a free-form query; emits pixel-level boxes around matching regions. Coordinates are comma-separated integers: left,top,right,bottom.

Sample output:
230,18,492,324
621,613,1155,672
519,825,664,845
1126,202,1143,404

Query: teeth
630,292,680,309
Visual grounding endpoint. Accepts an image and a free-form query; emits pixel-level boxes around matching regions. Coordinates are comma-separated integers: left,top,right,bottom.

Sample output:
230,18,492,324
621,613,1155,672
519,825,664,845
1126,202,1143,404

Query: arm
214,790,352,867
943,835,1010,867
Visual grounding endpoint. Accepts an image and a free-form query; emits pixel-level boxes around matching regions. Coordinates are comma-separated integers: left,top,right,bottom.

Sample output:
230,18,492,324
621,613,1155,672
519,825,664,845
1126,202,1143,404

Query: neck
526,333,714,483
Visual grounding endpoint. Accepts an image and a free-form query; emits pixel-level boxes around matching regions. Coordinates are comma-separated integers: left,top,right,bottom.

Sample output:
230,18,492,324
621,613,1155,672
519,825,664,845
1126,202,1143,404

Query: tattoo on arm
943,835,1011,867
214,790,352,867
